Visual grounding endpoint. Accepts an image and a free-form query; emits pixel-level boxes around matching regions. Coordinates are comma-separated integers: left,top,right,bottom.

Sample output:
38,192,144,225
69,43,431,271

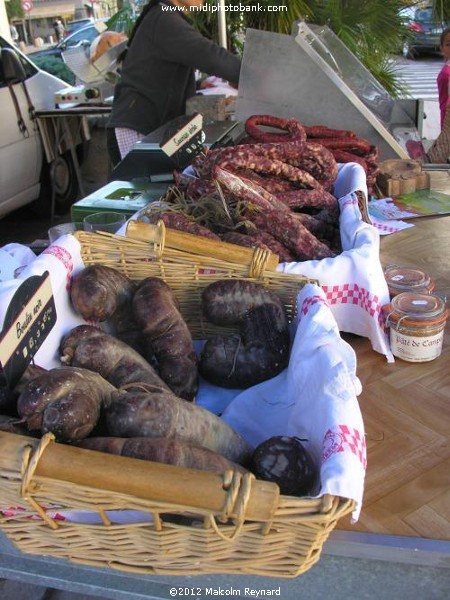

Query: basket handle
5,432,279,524
125,220,279,273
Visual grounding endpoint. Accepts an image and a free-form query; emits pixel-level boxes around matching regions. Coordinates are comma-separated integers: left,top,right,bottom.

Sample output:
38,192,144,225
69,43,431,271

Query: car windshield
58,26,100,49
415,8,441,22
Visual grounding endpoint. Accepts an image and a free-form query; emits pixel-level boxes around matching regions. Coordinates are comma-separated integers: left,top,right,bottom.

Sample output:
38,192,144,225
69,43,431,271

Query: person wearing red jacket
107,0,241,167
407,27,450,163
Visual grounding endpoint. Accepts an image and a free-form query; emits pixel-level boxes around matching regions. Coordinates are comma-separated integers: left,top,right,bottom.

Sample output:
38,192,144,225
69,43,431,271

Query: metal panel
236,25,422,161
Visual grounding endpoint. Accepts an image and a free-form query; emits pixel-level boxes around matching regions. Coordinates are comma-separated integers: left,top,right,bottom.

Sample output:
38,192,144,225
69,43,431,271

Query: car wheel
33,151,80,216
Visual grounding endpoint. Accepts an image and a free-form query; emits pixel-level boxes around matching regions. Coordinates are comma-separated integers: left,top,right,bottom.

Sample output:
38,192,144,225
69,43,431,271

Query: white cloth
220,284,366,521
0,235,87,369
278,163,393,361
197,76,238,97
0,243,36,281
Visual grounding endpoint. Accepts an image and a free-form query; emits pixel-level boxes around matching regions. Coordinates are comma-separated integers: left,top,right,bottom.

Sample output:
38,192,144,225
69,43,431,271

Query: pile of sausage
0,266,303,484
141,114,379,263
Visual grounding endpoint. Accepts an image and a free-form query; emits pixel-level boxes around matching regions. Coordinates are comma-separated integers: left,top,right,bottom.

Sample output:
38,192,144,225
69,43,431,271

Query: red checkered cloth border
372,221,401,234
299,286,387,331
340,194,359,212
322,424,367,469
322,283,386,330
42,245,74,291
299,293,327,316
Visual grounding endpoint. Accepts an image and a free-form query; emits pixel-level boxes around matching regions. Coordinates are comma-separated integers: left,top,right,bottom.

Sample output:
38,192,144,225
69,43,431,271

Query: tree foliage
5,0,25,20
31,56,76,85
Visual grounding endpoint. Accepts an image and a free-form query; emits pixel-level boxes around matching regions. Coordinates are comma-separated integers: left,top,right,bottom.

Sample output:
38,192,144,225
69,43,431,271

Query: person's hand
199,79,216,89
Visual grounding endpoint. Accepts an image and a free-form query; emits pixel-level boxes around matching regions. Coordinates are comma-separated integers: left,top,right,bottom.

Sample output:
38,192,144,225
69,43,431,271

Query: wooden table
333,171,450,563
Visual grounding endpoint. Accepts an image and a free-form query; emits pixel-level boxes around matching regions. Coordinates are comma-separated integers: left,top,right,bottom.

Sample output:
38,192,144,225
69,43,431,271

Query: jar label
390,329,445,362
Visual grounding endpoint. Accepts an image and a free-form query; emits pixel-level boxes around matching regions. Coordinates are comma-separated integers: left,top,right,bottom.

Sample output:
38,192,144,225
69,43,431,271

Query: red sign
21,0,33,12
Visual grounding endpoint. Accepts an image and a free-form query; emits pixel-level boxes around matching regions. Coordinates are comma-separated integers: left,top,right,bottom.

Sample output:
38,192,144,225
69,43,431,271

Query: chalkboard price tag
0,272,56,388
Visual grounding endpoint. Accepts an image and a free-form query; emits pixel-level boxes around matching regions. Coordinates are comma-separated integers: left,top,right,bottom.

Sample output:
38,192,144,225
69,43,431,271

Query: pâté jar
384,265,435,299
384,292,448,362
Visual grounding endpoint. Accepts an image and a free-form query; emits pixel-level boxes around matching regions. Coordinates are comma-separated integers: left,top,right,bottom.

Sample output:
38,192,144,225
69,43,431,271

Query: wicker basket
0,432,354,578
74,225,319,335
0,226,355,578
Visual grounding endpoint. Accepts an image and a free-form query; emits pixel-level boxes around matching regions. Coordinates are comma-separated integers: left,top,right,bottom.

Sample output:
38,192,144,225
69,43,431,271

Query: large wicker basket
0,226,355,578
0,432,354,578
75,224,319,336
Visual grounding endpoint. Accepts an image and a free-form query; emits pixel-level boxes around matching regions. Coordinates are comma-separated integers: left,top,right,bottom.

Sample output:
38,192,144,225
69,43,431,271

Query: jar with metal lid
384,265,435,299
384,292,448,362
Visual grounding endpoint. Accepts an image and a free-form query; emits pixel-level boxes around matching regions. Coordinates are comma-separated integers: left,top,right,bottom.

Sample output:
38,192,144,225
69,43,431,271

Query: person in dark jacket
107,0,241,167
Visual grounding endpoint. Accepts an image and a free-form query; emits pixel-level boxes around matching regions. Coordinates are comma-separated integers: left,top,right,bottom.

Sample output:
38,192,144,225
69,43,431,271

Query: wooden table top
337,171,450,541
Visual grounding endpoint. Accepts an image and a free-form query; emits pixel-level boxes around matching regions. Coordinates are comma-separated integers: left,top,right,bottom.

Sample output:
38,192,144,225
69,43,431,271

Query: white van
0,36,83,219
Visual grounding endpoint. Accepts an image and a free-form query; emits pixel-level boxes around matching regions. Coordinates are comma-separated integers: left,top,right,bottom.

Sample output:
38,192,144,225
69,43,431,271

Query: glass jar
384,292,448,362
384,265,434,299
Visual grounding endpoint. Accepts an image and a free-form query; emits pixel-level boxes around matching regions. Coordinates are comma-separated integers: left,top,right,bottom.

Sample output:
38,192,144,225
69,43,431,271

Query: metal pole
217,0,227,49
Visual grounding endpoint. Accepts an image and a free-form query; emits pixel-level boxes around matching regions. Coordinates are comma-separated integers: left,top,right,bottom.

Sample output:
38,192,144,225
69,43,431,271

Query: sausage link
247,230,296,262
214,166,291,213
243,206,334,261
185,177,217,199
331,149,368,172
311,137,372,156
292,212,336,240
245,115,307,145
218,153,323,190
274,188,339,218
305,125,357,139
142,211,220,240
201,279,284,326
283,142,338,191
220,231,272,254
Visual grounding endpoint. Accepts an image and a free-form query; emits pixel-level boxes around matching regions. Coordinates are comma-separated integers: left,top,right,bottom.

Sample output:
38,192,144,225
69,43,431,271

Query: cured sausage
248,230,296,262
243,205,334,261
245,115,307,145
132,277,198,401
141,211,220,240
284,142,338,191
274,188,339,217
304,125,357,139
220,231,272,253
214,166,290,213
311,137,372,156
199,280,290,388
201,279,284,326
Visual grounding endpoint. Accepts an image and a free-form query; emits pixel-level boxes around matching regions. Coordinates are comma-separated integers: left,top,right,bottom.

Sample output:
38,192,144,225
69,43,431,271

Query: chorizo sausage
243,205,335,261
141,211,220,240
245,115,306,145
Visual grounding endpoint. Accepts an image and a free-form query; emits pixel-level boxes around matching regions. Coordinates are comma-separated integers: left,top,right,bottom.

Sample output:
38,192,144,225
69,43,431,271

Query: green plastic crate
71,180,170,221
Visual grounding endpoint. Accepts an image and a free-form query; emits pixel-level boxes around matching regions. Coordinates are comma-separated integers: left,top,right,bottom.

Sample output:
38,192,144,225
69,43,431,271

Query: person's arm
154,12,241,85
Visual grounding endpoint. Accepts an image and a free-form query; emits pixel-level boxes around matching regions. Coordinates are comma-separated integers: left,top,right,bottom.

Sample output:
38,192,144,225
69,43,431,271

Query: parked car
401,6,449,58
28,21,107,61
64,18,95,37
0,37,85,219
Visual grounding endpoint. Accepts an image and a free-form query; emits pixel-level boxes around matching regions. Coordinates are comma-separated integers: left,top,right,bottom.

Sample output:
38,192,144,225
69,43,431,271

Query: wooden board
377,159,430,196
337,211,450,540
